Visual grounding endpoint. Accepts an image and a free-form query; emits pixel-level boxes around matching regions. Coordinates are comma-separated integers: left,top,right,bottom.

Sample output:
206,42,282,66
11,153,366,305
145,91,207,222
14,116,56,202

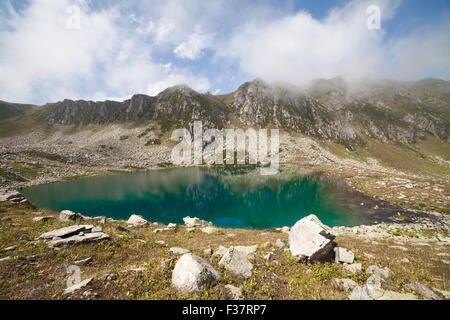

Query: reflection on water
22,167,361,228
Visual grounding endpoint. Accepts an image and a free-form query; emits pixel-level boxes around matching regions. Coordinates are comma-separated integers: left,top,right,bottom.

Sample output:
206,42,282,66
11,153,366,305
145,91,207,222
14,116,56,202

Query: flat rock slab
289,214,335,262
404,282,445,300
40,225,94,240
172,253,221,293
350,284,417,300
48,232,110,249
39,225,109,248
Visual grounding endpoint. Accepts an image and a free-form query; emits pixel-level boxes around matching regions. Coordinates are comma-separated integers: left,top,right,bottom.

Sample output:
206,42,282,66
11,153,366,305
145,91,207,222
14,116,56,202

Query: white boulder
288,214,335,262
172,254,221,293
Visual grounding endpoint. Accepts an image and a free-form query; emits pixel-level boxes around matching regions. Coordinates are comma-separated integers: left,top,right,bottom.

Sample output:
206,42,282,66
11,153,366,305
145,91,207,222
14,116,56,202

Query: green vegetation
0,202,448,300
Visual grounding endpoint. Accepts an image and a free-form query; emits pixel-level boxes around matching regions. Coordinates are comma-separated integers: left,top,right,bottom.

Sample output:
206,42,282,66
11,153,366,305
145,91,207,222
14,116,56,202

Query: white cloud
223,0,403,85
174,26,213,60
0,0,211,104
0,0,448,104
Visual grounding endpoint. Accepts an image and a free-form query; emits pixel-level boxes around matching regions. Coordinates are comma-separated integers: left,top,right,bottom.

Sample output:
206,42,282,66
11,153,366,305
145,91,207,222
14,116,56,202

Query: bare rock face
288,214,336,262
172,253,221,293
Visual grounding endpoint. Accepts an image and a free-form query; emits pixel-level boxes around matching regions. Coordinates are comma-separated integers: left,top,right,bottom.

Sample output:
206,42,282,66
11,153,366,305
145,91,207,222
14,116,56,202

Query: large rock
366,265,393,287
1,191,23,202
288,214,335,262
48,232,110,249
40,225,94,240
333,278,358,291
219,246,254,278
350,284,417,300
183,216,211,228
404,282,445,300
127,214,148,226
39,225,109,248
172,253,221,293
334,247,354,264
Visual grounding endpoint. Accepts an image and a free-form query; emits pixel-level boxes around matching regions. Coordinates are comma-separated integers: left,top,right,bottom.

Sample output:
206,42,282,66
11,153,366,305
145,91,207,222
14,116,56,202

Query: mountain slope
0,78,449,146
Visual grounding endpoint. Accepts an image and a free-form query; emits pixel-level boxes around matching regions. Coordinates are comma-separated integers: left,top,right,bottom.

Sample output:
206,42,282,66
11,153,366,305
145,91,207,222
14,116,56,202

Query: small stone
169,247,191,255
264,252,274,262
124,267,147,273
389,245,408,251
3,245,17,252
280,226,290,233
91,226,102,233
82,290,92,297
225,284,243,300
117,224,129,232
401,258,410,263
363,253,375,259
343,263,362,274
59,210,83,222
203,248,214,256
201,226,219,234
127,214,148,227
334,247,355,264
183,216,211,228
275,239,285,249
0,256,11,262
33,216,55,222
64,277,93,295
155,240,166,246
73,257,92,266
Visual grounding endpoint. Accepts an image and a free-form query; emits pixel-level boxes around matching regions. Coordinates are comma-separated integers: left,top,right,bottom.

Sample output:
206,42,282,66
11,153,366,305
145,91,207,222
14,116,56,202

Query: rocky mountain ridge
1,78,449,145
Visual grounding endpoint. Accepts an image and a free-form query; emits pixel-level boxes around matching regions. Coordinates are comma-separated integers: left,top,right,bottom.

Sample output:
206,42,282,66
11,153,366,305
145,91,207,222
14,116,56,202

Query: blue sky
0,0,449,104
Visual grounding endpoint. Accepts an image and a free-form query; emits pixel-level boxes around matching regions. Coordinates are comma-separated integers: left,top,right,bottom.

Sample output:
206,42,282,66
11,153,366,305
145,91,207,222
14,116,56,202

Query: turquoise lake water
22,167,363,228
